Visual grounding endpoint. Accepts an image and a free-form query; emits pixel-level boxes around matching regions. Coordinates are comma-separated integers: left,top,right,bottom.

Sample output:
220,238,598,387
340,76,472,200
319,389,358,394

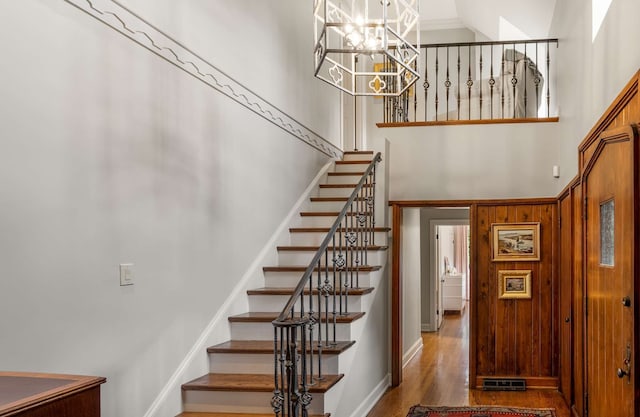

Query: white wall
0,2,340,417
401,209,422,359
551,0,640,182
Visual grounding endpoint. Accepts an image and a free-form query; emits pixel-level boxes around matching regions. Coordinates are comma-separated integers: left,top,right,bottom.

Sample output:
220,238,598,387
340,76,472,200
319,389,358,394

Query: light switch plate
120,263,134,286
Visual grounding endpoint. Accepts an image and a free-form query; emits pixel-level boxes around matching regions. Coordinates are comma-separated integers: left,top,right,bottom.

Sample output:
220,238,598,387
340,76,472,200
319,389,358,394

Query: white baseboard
421,323,435,332
348,373,391,417
142,161,334,417
403,337,424,368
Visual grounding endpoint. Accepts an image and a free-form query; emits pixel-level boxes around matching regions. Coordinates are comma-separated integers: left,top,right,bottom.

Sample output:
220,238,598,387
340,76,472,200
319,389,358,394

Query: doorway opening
399,207,471,370
431,221,470,332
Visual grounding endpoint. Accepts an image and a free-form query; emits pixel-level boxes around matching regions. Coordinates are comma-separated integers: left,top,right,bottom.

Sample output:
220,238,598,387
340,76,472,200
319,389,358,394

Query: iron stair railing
271,152,382,417
381,38,559,124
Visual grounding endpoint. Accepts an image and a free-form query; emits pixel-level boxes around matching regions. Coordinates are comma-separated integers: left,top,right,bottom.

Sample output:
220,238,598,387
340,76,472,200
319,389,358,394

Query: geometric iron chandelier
313,0,420,96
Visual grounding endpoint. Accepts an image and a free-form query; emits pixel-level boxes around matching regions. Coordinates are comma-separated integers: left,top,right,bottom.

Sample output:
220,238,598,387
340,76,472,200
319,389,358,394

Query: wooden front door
583,126,638,417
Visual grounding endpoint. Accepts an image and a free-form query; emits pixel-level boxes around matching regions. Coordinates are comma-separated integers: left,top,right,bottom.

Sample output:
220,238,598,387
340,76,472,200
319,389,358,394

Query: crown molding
63,0,342,159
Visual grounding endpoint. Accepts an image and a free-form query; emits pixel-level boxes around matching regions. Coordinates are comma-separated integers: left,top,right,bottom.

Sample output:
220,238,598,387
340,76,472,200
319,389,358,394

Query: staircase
176,151,388,417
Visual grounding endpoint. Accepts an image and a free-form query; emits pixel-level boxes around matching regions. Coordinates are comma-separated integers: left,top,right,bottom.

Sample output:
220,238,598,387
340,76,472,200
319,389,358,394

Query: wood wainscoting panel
473,201,558,387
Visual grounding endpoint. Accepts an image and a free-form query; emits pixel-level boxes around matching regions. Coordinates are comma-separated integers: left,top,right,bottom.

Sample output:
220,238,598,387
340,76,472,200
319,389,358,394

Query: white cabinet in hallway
442,273,465,313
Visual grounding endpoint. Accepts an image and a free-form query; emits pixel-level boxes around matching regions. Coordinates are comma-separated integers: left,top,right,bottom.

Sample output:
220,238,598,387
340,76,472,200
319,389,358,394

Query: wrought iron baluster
524,43,528,118
547,40,551,118
435,46,439,120
305,263,313,386
479,45,483,120
512,42,517,118
535,43,540,116
489,45,495,119
413,60,417,122
467,46,472,120
445,47,450,120
423,47,429,122
457,46,461,120
501,44,505,119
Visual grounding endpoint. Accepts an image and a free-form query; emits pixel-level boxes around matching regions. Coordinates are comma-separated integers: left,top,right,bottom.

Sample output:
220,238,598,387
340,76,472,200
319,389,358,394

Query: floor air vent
482,378,526,391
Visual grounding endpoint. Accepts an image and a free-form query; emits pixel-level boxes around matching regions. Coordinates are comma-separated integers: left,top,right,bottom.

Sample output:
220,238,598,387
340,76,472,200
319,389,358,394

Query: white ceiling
419,0,558,40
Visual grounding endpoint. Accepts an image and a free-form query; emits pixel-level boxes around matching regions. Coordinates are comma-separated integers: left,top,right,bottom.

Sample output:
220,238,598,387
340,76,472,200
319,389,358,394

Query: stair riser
263,271,374,288
278,250,386,266
230,320,359,341
333,162,371,173
325,174,366,185
343,153,373,161
183,390,327,415
209,352,340,375
316,187,361,198
248,293,364,312
308,200,351,211
299,216,350,228
289,231,388,246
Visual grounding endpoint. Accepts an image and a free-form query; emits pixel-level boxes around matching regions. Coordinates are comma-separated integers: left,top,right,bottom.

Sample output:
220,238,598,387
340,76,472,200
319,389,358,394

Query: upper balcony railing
378,38,559,125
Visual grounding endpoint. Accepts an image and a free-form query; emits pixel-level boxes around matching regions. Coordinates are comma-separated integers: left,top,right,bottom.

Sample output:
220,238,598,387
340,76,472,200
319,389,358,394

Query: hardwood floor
367,306,572,417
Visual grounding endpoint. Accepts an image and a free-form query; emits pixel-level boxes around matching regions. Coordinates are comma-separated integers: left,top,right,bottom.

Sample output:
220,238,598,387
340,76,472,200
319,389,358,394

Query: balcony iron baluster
524,44,528,117
467,46,472,119
501,43,505,119
535,43,540,116
423,48,429,121
489,46,494,119
435,46,439,120
479,45,483,120
413,60,418,122
546,40,551,117
445,47,450,120
512,42,517,118
457,46,461,119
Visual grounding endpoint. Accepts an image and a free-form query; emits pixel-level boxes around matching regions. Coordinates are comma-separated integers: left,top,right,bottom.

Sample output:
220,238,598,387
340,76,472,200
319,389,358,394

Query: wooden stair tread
300,211,372,216
335,160,371,165
263,265,381,272
177,413,329,417
277,245,388,251
310,196,367,202
228,312,365,323
319,183,373,188
343,150,373,155
247,287,374,296
327,171,365,176
289,227,390,233
182,373,343,393
207,340,355,354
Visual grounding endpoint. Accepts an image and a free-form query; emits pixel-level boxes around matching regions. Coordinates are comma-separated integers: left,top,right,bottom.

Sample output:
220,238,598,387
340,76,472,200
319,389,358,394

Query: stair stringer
141,161,334,417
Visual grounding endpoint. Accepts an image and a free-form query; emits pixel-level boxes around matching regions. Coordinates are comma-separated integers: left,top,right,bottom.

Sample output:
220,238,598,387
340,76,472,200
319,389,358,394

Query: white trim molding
63,0,342,159
403,337,424,368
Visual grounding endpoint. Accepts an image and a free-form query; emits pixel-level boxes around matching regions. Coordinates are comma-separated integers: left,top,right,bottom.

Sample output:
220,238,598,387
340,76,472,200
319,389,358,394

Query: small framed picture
492,222,540,261
498,270,532,299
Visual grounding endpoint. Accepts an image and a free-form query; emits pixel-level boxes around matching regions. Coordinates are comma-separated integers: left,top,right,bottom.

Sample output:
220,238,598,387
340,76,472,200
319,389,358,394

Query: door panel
559,193,572,406
584,126,637,417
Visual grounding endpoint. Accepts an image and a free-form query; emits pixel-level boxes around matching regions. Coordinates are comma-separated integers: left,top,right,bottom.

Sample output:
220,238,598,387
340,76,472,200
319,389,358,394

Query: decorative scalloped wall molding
64,0,342,159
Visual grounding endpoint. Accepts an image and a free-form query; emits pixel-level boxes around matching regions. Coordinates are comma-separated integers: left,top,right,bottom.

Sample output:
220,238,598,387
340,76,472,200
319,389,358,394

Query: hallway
367,307,572,417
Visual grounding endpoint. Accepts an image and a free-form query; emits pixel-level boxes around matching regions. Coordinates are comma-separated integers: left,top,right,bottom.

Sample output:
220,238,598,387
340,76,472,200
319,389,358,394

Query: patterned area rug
406,405,557,417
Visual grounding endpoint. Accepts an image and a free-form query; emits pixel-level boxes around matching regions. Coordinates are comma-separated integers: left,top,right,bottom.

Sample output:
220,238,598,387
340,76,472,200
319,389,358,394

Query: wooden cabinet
0,372,105,417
